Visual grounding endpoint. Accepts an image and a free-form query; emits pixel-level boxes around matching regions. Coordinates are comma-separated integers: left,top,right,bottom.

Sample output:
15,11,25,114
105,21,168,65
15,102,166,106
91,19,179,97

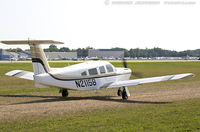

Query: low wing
107,73,194,88
5,70,34,80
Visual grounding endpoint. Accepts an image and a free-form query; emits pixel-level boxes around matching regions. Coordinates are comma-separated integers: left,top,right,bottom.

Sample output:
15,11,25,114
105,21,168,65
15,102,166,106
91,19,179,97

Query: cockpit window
88,68,98,75
106,64,114,73
81,71,87,76
99,66,106,74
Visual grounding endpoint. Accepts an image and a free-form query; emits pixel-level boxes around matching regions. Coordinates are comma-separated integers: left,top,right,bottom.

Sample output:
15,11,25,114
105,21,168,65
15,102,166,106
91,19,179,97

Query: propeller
123,58,127,68
122,58,143,78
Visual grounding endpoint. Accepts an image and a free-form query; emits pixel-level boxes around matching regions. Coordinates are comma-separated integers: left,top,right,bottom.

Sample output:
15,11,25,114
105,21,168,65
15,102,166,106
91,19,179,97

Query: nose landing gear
59,89,69,97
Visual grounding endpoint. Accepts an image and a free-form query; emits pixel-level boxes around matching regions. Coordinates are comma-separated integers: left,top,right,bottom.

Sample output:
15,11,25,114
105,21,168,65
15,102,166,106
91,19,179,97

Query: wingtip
190,73,195,78
181,73,195,79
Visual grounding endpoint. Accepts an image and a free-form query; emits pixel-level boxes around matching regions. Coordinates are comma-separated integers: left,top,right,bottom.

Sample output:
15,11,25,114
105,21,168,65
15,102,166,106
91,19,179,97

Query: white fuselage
34,61,132,90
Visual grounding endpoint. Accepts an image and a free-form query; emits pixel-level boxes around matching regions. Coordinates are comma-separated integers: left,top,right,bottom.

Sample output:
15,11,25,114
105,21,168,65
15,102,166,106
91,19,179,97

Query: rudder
30,44,51,75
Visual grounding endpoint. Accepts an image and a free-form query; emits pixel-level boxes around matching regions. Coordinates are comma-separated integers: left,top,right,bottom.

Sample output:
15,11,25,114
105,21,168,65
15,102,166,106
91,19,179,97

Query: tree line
5,45,200,58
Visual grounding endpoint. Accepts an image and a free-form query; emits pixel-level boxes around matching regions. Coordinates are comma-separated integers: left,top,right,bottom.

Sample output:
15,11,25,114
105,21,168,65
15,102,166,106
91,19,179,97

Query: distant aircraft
1,40,194,100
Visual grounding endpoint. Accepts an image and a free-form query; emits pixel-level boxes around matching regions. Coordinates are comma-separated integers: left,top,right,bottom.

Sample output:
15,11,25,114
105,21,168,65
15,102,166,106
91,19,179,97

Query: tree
124,49,130,57
59,47,70,52
44,44,59,52
76,46,93,58
6,48,22,52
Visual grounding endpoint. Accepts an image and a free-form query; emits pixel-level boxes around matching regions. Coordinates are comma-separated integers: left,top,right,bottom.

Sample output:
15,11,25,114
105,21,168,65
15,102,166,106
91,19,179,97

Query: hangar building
0,49,10,60
88,49,124,59
45,52,77,60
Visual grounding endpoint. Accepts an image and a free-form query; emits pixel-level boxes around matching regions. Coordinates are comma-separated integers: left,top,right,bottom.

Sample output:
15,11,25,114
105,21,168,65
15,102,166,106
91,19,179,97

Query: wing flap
5,70,34,80
107,73,194,88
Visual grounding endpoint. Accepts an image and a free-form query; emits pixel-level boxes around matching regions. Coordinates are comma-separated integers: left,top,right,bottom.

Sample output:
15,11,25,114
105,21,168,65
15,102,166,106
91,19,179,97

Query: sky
0,0,199,51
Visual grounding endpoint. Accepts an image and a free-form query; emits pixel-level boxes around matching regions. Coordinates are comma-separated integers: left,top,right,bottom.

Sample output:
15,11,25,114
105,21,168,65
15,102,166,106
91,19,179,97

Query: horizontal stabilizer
1,40,64,45
5,70,34,80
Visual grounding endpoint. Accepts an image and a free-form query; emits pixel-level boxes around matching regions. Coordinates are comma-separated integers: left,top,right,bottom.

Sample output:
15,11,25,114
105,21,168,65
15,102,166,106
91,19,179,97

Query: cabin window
81,71,87,76
106,64,114,73
88,68,98,75
99,66,106,74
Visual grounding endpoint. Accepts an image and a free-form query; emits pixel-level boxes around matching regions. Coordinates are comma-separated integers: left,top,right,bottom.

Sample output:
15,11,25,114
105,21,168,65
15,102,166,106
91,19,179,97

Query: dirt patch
0,81,200,121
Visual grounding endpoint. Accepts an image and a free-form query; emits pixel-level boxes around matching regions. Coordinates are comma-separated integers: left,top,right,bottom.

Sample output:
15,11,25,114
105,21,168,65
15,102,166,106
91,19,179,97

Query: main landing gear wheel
117,88,122,96
61,89,68,97
122,88,128,100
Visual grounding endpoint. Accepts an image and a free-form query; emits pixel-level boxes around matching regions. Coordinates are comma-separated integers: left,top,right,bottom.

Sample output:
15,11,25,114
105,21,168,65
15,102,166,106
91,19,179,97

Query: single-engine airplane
1,40,194,100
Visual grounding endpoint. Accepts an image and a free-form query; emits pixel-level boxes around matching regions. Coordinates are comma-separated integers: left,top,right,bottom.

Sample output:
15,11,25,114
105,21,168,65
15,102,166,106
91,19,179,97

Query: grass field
0,61,200,131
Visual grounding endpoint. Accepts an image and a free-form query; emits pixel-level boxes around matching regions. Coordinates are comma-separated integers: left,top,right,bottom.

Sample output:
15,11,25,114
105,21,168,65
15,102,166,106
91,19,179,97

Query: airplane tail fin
30,44,51,75
1,40,63,75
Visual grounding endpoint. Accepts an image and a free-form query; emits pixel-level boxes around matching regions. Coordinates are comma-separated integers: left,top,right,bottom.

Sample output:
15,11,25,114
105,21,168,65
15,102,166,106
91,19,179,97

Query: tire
117,89,122,96
62,89,68,97
122,89,128,100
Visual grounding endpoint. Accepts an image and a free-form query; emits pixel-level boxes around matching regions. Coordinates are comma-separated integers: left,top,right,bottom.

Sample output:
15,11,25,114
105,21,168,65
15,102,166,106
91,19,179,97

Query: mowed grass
0,61,200,131
0,98,200,132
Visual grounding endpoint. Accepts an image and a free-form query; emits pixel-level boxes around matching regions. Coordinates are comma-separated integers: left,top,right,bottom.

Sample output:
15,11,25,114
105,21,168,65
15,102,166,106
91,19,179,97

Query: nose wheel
122,88,128,100
60,89,68,97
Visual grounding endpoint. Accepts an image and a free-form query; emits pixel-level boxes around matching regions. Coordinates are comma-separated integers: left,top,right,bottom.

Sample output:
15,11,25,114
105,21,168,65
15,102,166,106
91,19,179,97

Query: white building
45,52,77,60
88,49,124,59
